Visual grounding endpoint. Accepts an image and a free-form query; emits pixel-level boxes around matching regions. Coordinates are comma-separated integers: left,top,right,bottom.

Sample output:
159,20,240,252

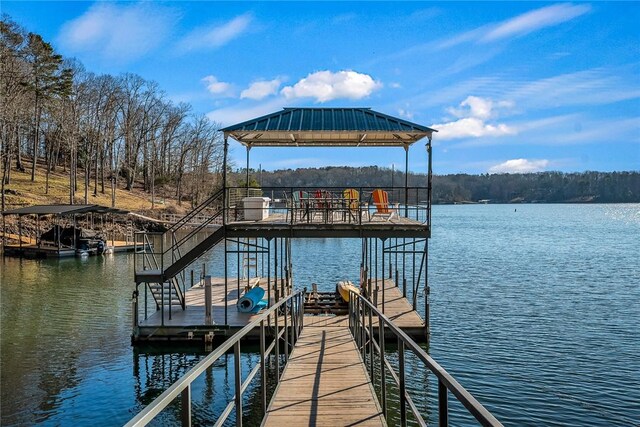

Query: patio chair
343,188,369,222
371,189,398,221
290,190,309,222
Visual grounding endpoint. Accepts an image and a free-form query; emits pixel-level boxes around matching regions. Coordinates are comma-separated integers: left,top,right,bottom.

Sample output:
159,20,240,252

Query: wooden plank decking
263,319,386,427
138,277,275,329
135,277,425,342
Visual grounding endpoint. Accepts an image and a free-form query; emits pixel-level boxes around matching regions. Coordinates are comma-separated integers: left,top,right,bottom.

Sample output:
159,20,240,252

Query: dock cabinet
243,197,271,220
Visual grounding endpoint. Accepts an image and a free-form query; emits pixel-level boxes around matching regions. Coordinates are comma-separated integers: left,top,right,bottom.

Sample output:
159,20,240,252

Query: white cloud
207,98,285,126
482,4,591,42
489,159,549,174
448,96,513,120
397,108,415,120
434,3,590,50
202,75,233,97
281,70,382,102
433,117,516,140
177,13,252,52
433,96,516,140
241,79,282,100
58,2,174,62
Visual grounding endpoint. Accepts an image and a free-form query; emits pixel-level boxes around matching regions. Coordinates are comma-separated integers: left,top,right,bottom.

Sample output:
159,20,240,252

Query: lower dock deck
263,317,385,426
134,278,425,343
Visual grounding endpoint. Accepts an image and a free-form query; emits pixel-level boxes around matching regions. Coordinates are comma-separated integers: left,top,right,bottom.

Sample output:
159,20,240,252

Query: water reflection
2,204,639,426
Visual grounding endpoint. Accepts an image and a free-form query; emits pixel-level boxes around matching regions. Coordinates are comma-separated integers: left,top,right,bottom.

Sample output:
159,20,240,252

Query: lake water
1,204,639,426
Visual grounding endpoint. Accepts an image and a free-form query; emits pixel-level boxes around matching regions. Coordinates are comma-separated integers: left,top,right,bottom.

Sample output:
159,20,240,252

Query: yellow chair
343,188,368,222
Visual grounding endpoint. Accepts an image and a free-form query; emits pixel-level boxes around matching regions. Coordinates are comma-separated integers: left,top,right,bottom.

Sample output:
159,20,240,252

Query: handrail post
234,340,242,427
368,306,374,380
181,384,191,427
260,320,267,414
439,380,448,427
275,302,280,382
398,337,407,427
379,315,386,419
284,299,289,362
361,300,366,358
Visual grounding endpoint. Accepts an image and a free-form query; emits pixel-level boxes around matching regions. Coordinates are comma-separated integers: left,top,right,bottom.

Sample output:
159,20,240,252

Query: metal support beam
222,136,229,225
404,144,409,217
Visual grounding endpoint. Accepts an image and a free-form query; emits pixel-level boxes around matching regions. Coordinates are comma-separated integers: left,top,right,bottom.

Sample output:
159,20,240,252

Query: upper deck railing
225,186,431,227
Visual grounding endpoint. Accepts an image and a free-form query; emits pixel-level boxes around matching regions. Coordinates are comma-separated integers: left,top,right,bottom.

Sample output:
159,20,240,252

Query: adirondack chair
371,189,398,221
343,188,368,222
290,190,310,222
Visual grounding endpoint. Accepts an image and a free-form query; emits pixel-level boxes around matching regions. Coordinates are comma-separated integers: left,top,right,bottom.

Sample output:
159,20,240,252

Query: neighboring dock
263,316,385,426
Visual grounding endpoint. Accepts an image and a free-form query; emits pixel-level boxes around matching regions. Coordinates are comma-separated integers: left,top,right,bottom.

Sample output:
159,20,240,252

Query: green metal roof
221,108,436,147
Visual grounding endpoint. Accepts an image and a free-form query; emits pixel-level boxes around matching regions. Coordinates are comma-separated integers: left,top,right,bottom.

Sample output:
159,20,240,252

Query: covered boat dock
1,204,133,258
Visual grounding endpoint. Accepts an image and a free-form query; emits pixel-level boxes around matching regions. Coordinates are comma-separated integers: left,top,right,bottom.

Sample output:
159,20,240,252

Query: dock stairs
146,277,185,310
134,190,226,305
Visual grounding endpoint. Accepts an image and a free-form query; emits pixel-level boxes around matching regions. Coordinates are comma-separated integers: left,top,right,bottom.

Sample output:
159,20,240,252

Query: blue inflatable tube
237,287,267,313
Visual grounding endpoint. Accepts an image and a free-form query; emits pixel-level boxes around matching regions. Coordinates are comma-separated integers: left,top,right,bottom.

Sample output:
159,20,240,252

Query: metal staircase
146,277,185,310
134,189,225,293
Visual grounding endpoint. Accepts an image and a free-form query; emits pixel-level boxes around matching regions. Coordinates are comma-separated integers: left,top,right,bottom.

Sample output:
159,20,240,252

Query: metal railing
126,290,305,427
134,191,224,281
225,186,431,226
348,292,503,427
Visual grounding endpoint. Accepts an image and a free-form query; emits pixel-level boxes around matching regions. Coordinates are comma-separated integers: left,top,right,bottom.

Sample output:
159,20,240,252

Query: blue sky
5,1,639,174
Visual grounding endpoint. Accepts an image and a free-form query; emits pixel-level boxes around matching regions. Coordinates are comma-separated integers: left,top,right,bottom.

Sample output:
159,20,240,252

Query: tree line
252,166,640,203
0,15,224,211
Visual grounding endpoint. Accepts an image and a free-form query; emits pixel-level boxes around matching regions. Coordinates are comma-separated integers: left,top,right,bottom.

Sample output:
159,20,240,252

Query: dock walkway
263,316,386,426
135,278,425,341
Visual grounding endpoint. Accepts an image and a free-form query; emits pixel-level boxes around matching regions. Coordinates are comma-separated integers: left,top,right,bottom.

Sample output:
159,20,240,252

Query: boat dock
263,316,385,426
125,108,502,426
134,277,425,342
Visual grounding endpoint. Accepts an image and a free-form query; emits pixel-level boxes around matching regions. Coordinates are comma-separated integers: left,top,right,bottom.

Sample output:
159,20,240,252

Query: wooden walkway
263,317,386,426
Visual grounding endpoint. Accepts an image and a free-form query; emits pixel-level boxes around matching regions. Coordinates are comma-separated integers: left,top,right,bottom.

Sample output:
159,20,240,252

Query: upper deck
220,107,435,238
225,186,430,239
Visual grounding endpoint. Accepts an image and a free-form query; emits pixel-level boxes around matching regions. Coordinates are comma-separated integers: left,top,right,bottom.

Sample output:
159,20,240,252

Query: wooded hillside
1,15,224,212
253,167,640,203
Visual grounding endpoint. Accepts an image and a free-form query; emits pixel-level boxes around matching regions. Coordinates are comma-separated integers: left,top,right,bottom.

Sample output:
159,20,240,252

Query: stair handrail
349,291,503,427
166,189,224,232
165,207,223,256
125,290,305,427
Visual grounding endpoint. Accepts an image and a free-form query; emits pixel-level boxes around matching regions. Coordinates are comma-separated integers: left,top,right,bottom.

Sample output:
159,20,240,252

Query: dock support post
404,144,409,217
222,136,228,225
204,276,212,325
132,287,138,337
381,238,386,314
